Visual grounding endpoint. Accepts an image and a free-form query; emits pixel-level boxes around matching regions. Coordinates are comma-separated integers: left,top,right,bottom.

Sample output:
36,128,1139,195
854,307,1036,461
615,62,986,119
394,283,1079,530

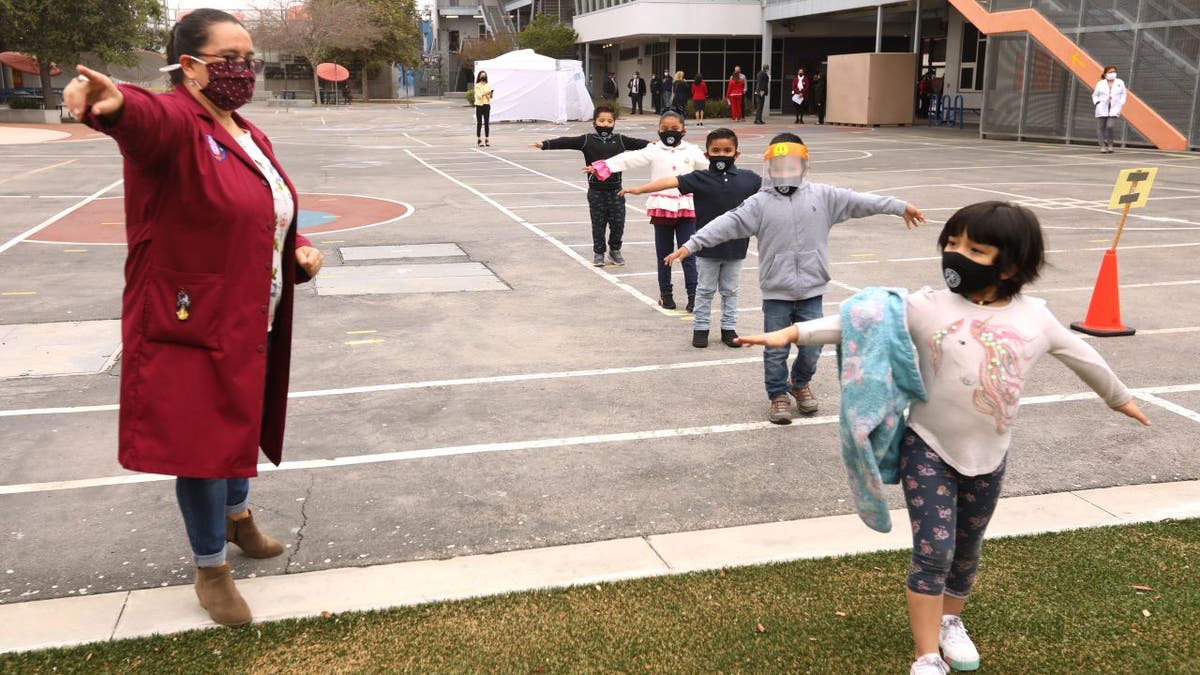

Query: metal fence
981,0,1200,149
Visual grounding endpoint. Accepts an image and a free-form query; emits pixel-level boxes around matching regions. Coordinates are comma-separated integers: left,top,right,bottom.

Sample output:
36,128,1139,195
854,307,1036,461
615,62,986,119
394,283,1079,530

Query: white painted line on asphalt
471,149,649,216
402,132,431,147
1134,393,1200,424
4,382,1197,496
410,149,669,315
1034,279,1199,293
0,179,123,255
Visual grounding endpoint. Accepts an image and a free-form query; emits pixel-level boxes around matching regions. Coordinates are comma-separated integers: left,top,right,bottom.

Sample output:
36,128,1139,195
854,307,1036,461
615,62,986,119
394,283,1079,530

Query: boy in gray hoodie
664,133,925,424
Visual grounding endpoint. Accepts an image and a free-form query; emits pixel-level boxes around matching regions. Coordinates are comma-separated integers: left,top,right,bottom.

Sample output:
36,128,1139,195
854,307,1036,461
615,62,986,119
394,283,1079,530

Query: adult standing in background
660,70,674,113
628,70,646,115
727,65,746,122
602,72,619,101
811,70,826,125
753,64,769,124
691,73,708,126
1092,64,1127,153
650,70,663,114
791,67,807,124
474,70,493,146
63,8,323,627
672,71,689,115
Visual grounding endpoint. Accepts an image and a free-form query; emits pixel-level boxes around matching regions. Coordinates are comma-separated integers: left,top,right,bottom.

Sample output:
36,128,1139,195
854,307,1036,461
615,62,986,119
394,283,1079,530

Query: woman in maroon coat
63,9,323,627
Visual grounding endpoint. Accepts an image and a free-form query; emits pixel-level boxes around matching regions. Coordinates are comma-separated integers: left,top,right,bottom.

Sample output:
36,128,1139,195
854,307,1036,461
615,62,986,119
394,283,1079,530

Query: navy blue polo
676,166,762,260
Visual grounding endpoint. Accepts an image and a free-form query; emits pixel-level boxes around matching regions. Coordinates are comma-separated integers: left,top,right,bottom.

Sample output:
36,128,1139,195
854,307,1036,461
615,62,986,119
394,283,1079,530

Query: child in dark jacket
532,104,649,266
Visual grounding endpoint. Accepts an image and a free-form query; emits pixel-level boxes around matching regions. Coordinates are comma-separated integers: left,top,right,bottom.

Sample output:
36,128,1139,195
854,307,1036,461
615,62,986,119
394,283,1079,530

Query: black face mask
659,130,683,147
594,125,614,138
775,186,796,196
942,251,999,297
709,157,734,172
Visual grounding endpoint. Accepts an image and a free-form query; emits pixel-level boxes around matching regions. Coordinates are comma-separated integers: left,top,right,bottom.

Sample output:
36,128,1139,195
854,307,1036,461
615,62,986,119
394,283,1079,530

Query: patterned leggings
901,429,1006,598
586,189,626,254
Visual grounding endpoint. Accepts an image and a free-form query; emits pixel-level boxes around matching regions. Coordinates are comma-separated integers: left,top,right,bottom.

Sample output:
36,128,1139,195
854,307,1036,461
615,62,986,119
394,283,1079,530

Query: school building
567,0,1199,151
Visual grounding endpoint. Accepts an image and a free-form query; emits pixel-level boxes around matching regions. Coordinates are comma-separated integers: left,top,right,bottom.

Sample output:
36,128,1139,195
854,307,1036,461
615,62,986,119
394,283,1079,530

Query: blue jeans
694,257,743,330
762,296,823,399
176,477,250,566
654,220,697,295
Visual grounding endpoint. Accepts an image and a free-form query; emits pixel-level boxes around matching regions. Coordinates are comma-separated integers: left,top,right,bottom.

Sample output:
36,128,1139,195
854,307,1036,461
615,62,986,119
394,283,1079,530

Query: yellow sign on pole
1107,167,1158,210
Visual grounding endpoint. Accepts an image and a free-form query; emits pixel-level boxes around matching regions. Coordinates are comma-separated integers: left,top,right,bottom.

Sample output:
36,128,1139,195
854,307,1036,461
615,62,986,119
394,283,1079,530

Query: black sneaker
692,330,709,348
721,329,741,347
608,249,625,266
593,253,605,267
686,293,695,313
659,293,676,310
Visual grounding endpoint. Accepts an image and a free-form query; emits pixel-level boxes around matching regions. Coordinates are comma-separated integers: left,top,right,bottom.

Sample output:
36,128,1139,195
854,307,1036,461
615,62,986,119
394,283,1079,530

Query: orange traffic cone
1070,249,1135,337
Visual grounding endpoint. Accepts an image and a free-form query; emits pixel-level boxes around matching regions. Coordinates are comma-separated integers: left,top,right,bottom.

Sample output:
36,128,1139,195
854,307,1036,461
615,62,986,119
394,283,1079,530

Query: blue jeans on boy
762,296,823,399
176,477,250,566
654,220,697,295
694,257,743,331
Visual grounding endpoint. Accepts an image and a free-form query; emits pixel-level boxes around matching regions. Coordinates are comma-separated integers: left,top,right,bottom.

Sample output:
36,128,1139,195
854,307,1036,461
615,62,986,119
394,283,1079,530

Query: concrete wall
826,51,916,125
574,0,762,43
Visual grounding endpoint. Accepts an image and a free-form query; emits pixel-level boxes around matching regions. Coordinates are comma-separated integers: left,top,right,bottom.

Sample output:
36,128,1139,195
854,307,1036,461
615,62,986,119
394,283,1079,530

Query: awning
0,52,63,76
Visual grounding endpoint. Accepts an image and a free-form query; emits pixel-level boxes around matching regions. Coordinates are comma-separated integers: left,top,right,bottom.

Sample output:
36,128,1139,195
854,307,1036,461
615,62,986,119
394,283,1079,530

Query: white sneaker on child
939,615,981,671
909,653,950,675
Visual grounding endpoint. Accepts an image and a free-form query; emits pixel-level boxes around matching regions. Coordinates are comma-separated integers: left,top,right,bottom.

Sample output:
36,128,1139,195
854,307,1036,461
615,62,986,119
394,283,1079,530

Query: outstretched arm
737,315,843,347
1044,310,1150,426
620,175,679,196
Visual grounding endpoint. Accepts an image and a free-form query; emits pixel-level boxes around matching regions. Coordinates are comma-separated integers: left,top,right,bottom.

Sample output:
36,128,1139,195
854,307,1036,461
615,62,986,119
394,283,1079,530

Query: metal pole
761,0,772,114
876,4,883,53
913,0,921,53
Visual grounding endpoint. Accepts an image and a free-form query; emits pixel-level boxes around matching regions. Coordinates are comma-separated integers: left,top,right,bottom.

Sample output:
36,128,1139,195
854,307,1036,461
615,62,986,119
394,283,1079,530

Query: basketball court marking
3,381,1197,496
408,149,667,314
0,179,123,255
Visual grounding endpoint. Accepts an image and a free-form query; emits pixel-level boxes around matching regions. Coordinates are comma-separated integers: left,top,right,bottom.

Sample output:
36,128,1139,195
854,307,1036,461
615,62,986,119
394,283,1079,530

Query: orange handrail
948,0,1188,151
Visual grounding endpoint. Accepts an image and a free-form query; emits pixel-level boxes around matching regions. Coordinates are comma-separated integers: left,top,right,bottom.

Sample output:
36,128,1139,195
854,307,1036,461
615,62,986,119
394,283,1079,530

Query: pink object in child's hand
592,160,613,181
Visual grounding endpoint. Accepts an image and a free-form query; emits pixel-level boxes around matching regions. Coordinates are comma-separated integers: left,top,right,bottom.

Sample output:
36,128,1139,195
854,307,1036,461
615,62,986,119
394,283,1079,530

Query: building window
479,23,487,38
959,23,986,91
449,30,460,52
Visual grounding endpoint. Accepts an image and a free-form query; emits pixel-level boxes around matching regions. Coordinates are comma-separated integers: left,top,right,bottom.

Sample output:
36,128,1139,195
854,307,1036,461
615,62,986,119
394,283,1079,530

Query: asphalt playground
1,99,1198,620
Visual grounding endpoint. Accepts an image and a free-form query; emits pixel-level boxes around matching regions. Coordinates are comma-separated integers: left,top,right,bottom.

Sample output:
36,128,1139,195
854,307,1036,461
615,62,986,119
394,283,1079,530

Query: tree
0,0,163,110
254,0,381,104
458,37,512,69
517,14,577,59
331,0,421,98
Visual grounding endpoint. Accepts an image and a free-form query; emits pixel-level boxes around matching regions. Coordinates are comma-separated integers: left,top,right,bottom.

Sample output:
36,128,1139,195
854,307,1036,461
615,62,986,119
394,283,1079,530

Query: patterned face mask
195,58,256,111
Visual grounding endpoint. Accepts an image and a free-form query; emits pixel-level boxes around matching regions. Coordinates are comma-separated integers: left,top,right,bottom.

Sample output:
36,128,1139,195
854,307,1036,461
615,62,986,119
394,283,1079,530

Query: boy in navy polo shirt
622,128,760,347
533,104,650,266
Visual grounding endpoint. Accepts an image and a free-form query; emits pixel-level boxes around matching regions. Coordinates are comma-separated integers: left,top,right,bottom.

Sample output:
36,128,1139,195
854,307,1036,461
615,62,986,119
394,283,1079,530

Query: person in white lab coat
1092,65,1127,153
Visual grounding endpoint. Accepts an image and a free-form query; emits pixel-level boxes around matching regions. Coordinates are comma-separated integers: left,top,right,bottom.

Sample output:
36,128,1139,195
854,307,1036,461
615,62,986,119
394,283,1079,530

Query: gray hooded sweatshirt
683,183,905,301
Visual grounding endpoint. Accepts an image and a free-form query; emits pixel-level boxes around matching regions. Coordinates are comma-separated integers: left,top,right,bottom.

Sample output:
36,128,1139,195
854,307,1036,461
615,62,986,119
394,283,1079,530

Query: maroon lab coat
86,85,313,478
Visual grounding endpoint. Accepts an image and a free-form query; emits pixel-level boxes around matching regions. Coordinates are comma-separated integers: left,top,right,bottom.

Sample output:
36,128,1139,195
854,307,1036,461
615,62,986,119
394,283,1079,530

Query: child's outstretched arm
620,175,679,196
737,315,843,347
664,195,764,266
586,146,653,179
1043,310,1151,426
533,135,585,151
826,186,925,229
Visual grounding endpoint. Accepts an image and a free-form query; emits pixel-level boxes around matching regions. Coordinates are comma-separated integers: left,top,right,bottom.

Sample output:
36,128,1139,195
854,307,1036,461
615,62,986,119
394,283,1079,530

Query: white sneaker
939,615,981,671
910,653,950,675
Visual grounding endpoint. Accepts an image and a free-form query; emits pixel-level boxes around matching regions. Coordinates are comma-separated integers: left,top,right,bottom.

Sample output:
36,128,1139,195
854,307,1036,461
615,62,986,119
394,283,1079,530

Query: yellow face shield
762,142,810,189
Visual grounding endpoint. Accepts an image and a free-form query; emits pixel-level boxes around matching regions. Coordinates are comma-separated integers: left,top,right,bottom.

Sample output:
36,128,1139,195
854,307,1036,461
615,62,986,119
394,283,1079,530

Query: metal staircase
479,0,519,49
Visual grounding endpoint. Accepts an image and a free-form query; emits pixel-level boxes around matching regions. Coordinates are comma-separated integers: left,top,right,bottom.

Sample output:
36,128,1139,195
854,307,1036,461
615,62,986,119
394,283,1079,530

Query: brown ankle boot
195,563,252,626
226,509,284,559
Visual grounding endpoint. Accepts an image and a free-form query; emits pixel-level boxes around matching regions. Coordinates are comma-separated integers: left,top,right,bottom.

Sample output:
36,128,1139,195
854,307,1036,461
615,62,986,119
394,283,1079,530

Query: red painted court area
28,193,411,244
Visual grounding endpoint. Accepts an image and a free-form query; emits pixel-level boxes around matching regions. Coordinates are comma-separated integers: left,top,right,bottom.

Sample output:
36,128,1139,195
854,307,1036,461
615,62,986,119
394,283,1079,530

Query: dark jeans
754,93,766,122
475,104,491,138
630,94,644,114
815,101,825,124
587,189,625,254
653,220,697,295
793,99,805,122
762,296,823,399
901,430,1006,598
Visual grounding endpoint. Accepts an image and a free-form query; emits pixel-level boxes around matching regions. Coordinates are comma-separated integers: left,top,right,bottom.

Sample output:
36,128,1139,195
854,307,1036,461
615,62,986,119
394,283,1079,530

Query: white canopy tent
474,50,592,123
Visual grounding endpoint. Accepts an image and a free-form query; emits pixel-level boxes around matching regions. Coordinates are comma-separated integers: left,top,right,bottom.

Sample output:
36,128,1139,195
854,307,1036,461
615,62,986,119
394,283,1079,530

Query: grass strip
3,519,1197,673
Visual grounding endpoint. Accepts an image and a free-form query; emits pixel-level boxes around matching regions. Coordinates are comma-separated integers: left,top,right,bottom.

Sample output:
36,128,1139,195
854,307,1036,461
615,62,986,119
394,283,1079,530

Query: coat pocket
144,267,225,351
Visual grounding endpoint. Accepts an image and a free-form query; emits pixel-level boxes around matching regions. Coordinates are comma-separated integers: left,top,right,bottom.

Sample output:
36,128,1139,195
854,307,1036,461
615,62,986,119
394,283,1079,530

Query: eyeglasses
193,53,266,74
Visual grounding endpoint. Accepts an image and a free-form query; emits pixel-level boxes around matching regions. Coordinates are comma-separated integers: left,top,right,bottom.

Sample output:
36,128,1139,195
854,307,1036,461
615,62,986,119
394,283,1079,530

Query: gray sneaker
608,249,625,266
593,253,605,267
791,384,818,414
768,394,794,424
